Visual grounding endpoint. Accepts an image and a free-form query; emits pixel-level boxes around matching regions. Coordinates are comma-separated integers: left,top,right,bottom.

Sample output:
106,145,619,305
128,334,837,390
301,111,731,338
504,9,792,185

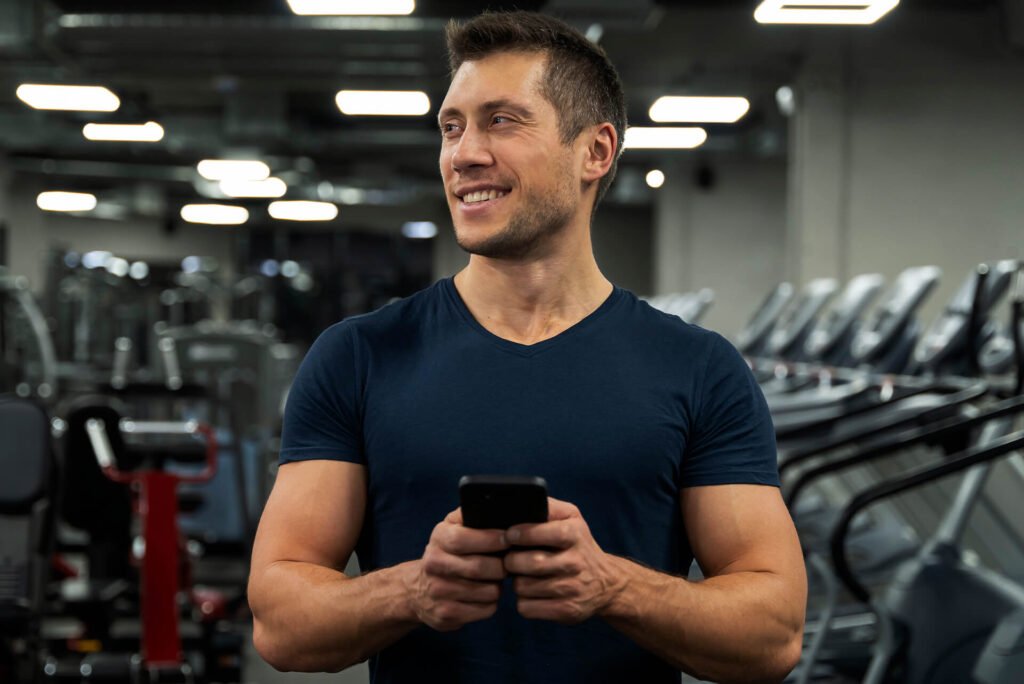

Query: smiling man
248,11,806,684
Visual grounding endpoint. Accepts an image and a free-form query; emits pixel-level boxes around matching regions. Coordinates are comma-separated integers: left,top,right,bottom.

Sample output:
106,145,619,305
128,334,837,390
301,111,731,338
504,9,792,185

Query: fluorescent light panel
754,0,899,25
197,160,270,182
269,201,338,222
649,97,750,124
287,0,414,15
83,121,164,142
37,191,97,212
402,221,438,239
336,90,430,116
17,84,120,112
220,177,287,198
180,204,249,226
623,127,707,150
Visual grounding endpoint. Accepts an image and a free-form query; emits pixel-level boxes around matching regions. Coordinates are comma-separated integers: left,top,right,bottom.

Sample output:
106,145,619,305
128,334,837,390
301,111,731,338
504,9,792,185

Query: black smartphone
458,475,549,529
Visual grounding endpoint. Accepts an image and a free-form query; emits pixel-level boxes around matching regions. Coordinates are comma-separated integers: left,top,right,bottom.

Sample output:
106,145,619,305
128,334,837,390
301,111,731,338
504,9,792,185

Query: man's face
438,51,580,260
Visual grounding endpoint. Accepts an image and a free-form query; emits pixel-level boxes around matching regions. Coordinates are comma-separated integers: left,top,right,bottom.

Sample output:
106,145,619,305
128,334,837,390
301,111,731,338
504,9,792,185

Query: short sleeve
680,333,779,488
279,322,365,465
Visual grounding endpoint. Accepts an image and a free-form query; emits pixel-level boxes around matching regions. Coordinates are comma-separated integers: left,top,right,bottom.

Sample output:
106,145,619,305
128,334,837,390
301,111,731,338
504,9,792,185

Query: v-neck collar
440,277,623,357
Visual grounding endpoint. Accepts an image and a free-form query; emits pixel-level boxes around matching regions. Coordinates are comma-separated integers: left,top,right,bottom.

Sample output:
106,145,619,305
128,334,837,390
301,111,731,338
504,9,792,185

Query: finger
445,508,463,525
434,521,508,555
428,577,503,604
545,497,581,521
423,550,507,582
504,548,564,576
506,519,579,550
429,600,499,632
513,575,573,599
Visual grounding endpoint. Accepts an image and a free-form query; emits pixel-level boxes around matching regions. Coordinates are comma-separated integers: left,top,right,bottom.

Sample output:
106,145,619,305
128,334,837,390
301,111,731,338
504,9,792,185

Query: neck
453,226,613,346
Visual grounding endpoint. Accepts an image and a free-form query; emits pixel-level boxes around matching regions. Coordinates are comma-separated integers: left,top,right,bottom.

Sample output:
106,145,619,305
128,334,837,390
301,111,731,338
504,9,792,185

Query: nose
450,124,493,173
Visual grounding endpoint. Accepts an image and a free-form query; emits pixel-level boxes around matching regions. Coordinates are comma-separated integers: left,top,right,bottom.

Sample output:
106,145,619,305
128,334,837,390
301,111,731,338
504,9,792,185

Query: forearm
600,556,804,684
249,559,420,672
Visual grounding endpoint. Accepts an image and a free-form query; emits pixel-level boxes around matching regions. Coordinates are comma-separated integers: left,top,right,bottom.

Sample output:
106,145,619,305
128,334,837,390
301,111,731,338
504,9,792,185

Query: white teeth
462,189,507,204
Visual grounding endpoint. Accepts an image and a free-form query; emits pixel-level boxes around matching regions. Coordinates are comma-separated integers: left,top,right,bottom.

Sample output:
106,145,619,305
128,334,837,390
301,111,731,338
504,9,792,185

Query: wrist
379,560,424,627
597,554,642,622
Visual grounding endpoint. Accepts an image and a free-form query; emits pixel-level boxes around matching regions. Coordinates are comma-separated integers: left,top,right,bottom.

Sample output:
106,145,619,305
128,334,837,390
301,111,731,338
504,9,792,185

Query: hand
408,508,509,632
503,497,626,624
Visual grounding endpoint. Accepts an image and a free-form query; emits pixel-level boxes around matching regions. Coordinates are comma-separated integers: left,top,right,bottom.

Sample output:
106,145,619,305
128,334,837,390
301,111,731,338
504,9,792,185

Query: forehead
440,50,549,113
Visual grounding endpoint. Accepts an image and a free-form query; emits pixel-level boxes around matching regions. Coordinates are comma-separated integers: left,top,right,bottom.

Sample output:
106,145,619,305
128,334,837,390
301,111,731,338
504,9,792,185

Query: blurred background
1,1,1023,683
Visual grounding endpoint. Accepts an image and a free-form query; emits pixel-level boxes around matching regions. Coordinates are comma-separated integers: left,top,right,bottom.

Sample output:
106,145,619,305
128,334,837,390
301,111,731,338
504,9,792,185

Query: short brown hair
446,11,628,208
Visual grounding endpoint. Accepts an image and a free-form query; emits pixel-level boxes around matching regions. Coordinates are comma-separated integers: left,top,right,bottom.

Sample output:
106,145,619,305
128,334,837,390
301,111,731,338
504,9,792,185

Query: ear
580,122,617,184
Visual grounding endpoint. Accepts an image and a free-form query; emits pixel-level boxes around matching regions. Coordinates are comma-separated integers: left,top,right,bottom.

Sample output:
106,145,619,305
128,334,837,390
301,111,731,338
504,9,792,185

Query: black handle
829,428,1024,604
783,390,1024,509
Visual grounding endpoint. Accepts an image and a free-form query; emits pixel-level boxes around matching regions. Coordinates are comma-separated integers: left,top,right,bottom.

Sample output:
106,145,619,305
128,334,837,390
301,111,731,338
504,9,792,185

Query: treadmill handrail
829,428,1024,604
778,381,989,479
783,390,1024,508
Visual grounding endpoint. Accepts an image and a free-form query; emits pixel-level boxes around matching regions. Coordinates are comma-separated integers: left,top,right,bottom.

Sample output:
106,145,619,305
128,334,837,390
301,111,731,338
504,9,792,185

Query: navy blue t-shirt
280,277,778,683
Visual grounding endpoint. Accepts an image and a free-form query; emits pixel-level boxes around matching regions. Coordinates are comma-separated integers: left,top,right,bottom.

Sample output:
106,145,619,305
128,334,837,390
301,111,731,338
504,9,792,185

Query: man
249,11,806,684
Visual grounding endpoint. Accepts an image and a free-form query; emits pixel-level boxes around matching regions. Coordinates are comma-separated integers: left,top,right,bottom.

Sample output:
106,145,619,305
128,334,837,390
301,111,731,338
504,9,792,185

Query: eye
440,122,462,137
491,115,511,126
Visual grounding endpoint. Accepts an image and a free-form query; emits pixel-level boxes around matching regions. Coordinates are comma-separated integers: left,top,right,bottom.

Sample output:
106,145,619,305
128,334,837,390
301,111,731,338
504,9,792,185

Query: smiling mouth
460,189,508,204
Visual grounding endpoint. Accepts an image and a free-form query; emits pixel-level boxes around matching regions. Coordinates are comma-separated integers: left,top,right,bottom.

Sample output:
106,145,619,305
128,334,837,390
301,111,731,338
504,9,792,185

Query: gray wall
787,14,1024,324
654,159,788,338
5,176,235,291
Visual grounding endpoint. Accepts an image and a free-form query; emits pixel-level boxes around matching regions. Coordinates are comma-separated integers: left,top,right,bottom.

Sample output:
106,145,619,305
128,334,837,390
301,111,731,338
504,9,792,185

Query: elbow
769,634,803,683
252,619,295,673
252,617,364,674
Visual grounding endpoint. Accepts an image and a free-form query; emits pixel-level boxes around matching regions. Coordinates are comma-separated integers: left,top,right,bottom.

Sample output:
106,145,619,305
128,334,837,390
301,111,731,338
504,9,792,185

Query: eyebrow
437,98,536,124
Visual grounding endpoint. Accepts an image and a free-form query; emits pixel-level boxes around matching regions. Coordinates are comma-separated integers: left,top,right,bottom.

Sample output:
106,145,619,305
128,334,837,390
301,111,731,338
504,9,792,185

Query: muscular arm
249,460,510,673
506,486,806,684
248,460,418,672
602,485,807,683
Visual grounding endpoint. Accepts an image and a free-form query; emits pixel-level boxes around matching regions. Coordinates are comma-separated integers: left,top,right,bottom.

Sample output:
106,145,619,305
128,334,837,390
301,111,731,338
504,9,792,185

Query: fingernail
507,528,520,542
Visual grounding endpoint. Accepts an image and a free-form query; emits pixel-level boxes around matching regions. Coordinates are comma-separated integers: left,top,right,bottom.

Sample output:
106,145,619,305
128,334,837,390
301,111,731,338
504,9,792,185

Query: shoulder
617,289,735,361
312,279,447,352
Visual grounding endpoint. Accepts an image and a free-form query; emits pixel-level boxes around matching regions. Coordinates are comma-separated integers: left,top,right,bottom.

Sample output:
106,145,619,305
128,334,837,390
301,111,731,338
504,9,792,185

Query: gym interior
2,1,1023,682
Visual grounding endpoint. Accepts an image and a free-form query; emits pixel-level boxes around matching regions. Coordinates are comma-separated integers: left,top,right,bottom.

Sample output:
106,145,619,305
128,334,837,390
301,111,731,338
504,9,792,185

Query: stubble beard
453,159,577,260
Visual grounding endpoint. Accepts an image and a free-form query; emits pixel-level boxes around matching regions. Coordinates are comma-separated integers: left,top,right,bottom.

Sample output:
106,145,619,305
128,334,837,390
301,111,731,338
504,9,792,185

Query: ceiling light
197,159,270,182
105,257,130,278
287,0,415,15
775,86,797,117
37,191,97,212
82,251,112,269
335,90,431,116
269,201,339,222
646,170,666,189
16,84,120,112
623,127,707,150
129,262,150,280
220,177,288,198
402,221,438,239
649,97,750,124
754,0,899,25
281,260,301,278
180,204,249,226
260,260,280,277
83,121,164,142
